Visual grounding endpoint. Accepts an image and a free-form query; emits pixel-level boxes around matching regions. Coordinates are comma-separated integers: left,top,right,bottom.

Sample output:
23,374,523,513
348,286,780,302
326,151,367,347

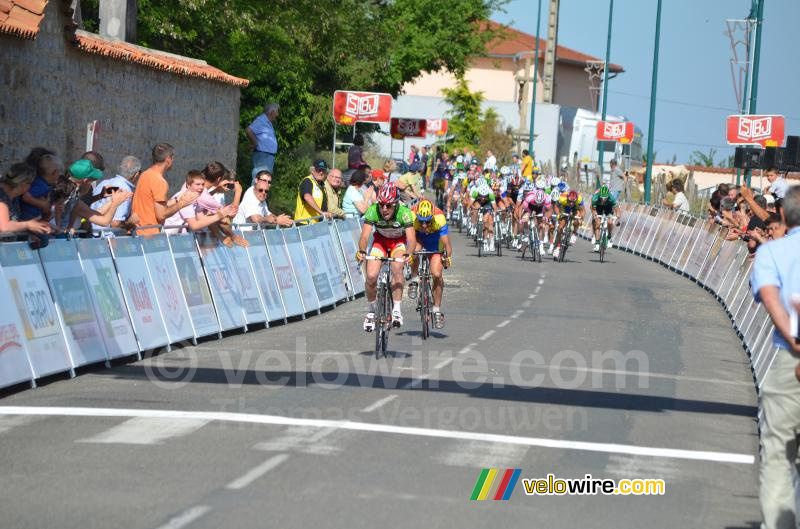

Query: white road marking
511,310,524,319
478,329,496,341
528,294,537,299
77,417,210,445
226,454,290,490
401,373,431,389
361,395,398,413
538,278,545,285
496,319,511,328
534,286,541,294
254,426,342,455
456,343,477,355
155,505,211,529
1,406,754,464
0,415,42,434
437,440,529,468
434,358,455,370
521,300,532,308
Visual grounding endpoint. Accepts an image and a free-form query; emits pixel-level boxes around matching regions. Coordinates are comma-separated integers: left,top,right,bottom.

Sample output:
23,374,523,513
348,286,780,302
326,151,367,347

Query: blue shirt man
246,103,279,180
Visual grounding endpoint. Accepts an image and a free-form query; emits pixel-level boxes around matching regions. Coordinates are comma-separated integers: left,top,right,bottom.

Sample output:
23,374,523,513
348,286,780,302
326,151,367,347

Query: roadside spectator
0,162,51,235
90,155,141,230
164,171,235,233
53,160,131,231
324,168,346,219
233,170,292,227
751,185,800,529
670,179,690,212
348,134,367,170
81,150,105,173
194,163,245,247
420,145,430,191
24,147,56,171
408,145,420,167
21,154,62,221
608,159,626,200
342,170,370,218
765,167,789,203
766,213,786,240
484,149,497,171
246,102,279,179
397,162,422,202
660,181,674,209
384,159,399,184
294,159,331,223
521,149,534,179
132,143,198,235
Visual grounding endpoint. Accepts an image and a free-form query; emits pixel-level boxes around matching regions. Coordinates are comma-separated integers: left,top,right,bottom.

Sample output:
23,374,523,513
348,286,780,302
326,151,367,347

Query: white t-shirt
768,177,789,199
233,186,271,226
484,155,497,171
673,191,690,212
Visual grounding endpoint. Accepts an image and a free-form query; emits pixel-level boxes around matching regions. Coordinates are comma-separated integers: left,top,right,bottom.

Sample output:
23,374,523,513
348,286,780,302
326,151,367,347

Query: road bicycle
596,214,616,263
552,212,576,263
492,209,505,257
364,255,405,358
520,214,543,262
412,250,442,340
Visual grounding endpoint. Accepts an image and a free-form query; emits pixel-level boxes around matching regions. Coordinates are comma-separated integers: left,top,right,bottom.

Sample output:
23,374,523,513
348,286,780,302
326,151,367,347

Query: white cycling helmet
550,176,561,187
456,155,464,164
533,189,546,205
535,176,547,189
499,166,511,176
550,189,561,202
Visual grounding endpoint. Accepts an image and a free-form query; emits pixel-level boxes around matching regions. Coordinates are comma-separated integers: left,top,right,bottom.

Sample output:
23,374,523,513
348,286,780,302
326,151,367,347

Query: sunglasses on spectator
255,188,268,194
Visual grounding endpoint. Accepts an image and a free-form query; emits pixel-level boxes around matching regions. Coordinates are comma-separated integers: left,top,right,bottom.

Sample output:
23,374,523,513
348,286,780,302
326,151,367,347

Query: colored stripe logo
470,469,521,500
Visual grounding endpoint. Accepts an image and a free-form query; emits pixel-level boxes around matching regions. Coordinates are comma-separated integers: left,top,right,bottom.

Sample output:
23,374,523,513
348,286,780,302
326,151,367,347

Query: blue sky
493,0,800,165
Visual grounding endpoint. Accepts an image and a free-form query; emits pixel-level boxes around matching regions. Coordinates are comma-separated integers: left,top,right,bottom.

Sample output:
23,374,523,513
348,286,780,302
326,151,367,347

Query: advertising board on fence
195,233,247,331
141,235,196,343
697,227,727,286
39,240,108,367
264,229,304,317
240,230,286,323
683,221,718,280
168,234,220,338
0,242,72,377
317,223,349,301
334,218,365,295
0,265,34,388
228,237,267,325
282,228,321,313
76,238,139,360
299,223,346,307
110,237,170,350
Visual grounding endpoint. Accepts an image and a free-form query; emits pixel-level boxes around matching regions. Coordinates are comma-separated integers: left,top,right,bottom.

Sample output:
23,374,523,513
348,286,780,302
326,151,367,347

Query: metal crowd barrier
576,203,778,411
0,218,366,390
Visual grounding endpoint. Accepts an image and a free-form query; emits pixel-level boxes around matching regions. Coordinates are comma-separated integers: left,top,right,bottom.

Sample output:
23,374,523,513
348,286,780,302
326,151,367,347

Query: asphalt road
0,222,759,529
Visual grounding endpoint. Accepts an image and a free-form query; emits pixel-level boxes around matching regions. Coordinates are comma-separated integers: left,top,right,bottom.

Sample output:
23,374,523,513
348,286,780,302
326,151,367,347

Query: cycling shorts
370,233,407,258
594,203,614,216
507,190,519,203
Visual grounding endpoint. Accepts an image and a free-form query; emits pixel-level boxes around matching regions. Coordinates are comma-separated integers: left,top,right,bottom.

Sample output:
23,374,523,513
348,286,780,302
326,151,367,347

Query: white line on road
361,395,398,413
155,505,211,529
496,320,511,328
534,286,541,294
401,373,431,389
1,406,753,465
538,278,545,285
511,310,524,319
521,300,532,308
226,454,290,490
77,417,210,445
528,294,537,299
456,343,477,355
434,358,455,369
478,329,496,341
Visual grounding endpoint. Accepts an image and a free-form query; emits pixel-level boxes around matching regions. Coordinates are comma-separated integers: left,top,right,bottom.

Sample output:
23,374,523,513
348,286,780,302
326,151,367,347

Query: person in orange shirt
132,143,198,235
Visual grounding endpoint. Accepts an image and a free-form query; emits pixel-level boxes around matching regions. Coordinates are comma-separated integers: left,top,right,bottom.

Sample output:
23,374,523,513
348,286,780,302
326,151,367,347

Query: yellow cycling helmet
416,199,434,221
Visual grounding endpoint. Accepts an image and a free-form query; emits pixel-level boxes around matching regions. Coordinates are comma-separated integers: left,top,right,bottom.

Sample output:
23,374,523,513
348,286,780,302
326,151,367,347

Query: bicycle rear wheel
374,279,388,358
420,276,430,340
599,230,606,263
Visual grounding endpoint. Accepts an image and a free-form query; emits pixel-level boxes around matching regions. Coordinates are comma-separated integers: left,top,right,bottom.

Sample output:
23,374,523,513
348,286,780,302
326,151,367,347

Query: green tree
441,76,485,148
688,148,717,167
478,107,513,163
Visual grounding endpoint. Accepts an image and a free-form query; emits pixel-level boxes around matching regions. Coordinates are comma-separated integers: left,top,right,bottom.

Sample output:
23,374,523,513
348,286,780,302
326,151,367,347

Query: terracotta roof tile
71,30,249,87
484,21,624,73
0,0,45,38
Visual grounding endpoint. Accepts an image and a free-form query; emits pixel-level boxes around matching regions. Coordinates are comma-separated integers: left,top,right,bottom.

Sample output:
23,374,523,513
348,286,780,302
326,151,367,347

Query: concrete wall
0,1,241,190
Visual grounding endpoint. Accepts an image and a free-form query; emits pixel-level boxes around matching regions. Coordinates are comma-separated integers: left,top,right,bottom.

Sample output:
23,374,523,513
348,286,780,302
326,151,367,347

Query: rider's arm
404,226,417,255
442,234,453,259
357,223,373,253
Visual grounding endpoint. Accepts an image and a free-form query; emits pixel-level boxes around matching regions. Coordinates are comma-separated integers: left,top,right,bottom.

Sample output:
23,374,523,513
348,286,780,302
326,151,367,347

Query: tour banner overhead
332,91,392,125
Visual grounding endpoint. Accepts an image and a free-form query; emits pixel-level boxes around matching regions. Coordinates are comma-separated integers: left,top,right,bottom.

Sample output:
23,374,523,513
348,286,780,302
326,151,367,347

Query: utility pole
745,0,764,186
644,0,663,204
528,0,543,156
596,0,614,187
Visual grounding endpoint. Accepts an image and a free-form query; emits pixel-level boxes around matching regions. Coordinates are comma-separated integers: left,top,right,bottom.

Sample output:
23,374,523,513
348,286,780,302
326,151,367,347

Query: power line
654,139,732,149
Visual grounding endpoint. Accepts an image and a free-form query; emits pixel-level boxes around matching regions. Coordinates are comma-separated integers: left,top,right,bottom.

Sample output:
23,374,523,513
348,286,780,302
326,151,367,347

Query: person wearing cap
396,162,422,203
52,159,133,231
294,159,331,224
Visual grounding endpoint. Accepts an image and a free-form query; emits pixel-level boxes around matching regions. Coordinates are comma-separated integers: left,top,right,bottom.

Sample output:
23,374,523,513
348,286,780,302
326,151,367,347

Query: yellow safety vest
294,175,325,223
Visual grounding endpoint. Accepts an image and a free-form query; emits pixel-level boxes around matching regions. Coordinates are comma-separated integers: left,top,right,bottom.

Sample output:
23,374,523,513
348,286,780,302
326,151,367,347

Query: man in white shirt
484,149,497,171
670,179,691,212
245,102,279,181
766,168,790,201
234,170,293,227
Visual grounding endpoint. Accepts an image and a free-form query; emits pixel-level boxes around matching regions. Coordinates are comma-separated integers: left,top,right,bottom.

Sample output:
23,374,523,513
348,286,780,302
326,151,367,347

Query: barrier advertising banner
195,233,247,331
662,213,689,267
76,238,139,360
697,227,727,286
683,221,719,280
298,223,338,307
168,234,220,338
109,237,170,350
317,223,349,301
705,238,740,293
327,222,353,298
0,242,72,377
0,265,34,388
141,235,196,342
282,227,321,313
39,240,108,367
264,229,304,318
334,218,365,295
241,230,286,323
228,236,267,325
675,216,700,271
653,210,677,263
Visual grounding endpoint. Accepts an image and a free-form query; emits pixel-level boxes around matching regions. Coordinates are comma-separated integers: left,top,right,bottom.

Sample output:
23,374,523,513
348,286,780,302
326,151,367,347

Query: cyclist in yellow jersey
408,199,452,328
553,189,585,260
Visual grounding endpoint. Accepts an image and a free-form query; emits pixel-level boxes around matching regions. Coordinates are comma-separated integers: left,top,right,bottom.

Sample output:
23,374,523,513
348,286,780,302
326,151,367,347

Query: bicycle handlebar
363,255,406,263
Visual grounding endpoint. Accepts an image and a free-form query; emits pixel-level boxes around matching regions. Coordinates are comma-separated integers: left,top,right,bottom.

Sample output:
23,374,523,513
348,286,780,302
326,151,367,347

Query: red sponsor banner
332,90,392,125
596,121,634,144
726,115,785,147
427,119,449,136
390,118,428,139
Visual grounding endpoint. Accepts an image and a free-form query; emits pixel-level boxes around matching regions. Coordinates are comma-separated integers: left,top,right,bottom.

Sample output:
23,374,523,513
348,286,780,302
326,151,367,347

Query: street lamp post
644,0,663,204
528,0,542,157
744,0,764,186
597,0,614,188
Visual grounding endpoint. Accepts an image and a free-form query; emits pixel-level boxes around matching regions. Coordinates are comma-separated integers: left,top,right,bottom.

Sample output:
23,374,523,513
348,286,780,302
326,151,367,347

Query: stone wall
0,1,241,191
